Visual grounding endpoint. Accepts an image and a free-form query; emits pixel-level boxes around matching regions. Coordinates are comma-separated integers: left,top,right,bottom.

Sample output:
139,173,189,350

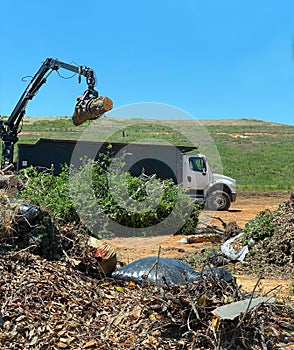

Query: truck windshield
189,157,207,172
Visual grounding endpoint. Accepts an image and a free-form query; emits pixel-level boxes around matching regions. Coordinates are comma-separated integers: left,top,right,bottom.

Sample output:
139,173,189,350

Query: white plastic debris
221,232,249,262
177,237,188,244
212,296,274,320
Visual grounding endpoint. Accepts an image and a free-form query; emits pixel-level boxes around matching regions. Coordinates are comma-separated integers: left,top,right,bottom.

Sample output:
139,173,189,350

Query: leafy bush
69,158,201,237
18,166,78,225
18,157,201,238
242,209,275,243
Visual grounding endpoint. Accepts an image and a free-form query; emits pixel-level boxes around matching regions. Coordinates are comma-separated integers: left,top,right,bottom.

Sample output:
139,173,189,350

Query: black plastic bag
111,256,233,286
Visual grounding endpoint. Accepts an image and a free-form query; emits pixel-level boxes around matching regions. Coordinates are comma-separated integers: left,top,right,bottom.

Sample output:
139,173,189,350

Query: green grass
11,116,294,191
206,125,294,190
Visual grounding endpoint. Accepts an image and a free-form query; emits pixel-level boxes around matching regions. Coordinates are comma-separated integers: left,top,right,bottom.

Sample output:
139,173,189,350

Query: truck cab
182,154,236,211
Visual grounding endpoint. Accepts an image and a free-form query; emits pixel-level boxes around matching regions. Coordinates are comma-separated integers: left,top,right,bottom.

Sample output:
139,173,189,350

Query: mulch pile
231,201,294,279
186,201,294,280
0,249,293,349
0,195,293,348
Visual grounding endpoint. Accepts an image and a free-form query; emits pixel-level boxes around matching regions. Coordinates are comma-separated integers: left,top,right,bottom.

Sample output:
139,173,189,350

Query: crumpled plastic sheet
10,200,39,221
111,257,233,286
221,232,249,262
18,203,39,220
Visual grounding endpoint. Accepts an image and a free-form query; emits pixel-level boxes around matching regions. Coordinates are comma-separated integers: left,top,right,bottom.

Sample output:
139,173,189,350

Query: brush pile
0,192,293,348
230,201,294,278
0,250,293,349
0,190,116,276
187,201,294,280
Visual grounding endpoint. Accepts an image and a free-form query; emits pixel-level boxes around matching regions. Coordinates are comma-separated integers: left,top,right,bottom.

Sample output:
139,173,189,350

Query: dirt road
107,190,293,298
109,190,289,256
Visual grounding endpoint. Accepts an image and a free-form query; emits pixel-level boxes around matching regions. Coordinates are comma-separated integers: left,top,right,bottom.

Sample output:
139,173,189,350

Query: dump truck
17,138,237,211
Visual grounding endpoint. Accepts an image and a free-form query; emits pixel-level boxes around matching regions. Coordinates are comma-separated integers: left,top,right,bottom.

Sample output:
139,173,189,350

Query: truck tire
207,190,231,211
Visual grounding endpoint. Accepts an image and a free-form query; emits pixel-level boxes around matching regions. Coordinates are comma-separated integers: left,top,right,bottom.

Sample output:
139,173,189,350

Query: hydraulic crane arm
5,58,97,133
0,57,112,168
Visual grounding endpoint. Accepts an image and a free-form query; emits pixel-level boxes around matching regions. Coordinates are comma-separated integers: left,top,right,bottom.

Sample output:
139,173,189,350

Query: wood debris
0,251,293,349
234,201,294,278
0,194,293,348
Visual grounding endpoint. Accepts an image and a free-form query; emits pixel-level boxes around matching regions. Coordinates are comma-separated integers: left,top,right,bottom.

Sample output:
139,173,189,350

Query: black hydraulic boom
0,57,102,168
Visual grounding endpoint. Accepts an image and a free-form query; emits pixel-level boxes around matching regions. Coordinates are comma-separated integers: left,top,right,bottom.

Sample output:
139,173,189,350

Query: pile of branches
0,191,116,277
0,186,293,348
0,192,61,260
235,201,294,278
0,251,293,349
186,201,294,280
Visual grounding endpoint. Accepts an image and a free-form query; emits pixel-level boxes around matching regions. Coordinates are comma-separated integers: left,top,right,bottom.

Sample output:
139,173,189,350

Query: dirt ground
107,190,293,299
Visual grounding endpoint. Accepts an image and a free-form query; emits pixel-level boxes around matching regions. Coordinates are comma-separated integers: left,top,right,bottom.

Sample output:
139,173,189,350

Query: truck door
182,155,209,199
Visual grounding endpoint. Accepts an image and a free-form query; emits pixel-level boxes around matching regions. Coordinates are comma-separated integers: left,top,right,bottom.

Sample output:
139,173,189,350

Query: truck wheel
207,190,231,211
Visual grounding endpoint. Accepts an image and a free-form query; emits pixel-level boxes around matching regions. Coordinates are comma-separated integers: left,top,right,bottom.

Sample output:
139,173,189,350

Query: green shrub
69,158,201,237
18,166,78,224
242,209,275,243
18,157,201,238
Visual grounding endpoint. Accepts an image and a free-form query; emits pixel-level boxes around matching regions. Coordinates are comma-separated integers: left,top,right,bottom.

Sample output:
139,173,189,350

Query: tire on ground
206,190,231,211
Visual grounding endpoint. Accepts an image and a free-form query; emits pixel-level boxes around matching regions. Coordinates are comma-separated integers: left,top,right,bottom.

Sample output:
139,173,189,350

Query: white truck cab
182,154,237,211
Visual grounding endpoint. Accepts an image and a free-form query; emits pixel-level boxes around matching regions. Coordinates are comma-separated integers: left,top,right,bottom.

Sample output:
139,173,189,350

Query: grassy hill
14,117,294,191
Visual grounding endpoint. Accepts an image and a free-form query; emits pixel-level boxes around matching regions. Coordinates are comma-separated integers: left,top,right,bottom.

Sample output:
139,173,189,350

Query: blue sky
1,0,294,125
